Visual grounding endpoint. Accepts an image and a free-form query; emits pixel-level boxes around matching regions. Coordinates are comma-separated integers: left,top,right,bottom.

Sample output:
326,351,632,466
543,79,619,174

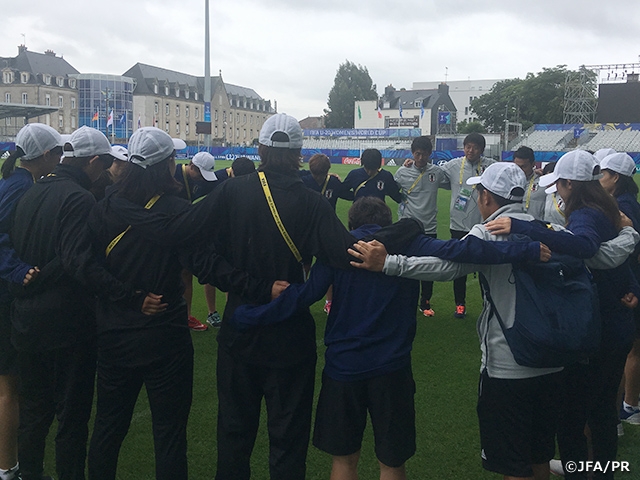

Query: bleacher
511,129,573,152
580,129,640,152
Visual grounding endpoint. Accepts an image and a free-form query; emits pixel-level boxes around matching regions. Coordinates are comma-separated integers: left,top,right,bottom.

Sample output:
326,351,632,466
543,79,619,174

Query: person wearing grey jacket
349,162,640,480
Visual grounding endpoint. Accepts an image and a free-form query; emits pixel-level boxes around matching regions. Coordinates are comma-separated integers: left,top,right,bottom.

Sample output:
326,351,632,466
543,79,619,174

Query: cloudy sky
3,0,640,121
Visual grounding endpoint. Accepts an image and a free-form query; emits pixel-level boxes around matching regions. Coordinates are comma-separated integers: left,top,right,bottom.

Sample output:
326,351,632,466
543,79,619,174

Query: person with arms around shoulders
0,123,62,480
512,146,546,220
394,135,444,317
438,133,495,318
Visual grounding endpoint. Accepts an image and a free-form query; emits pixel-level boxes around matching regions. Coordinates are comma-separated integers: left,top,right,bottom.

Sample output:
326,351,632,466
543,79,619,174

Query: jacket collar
46,163,93,191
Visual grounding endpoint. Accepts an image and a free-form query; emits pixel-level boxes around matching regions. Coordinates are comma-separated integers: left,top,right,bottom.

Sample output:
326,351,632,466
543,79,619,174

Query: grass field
44,161,640,479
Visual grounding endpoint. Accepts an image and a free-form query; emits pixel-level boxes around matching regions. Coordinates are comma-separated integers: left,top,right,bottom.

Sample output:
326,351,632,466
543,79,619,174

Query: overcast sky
3,0,640,121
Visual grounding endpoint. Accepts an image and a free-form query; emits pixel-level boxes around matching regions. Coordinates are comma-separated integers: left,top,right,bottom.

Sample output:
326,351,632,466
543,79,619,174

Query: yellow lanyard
407,169,426,195
258,172,302,263
105,195,161,257
355,169,380,197
181,164,192,202
459,157,482,188
524,175,536,211
321,175,330,195
552,193,566,219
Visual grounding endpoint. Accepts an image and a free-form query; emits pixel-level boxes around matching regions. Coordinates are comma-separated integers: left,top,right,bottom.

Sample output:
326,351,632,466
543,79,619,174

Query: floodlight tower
204,0,211,148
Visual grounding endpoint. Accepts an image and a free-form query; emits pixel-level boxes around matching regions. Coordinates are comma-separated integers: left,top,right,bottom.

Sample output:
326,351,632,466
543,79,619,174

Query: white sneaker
618,422,625,437
549,459,565,477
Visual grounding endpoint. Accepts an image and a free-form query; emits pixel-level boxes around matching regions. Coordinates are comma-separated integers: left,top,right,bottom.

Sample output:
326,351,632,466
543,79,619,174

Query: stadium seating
511,129,573,152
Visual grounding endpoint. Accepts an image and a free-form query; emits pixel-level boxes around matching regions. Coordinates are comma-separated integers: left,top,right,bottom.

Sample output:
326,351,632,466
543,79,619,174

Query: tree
324,61,378,128
457,120,486,134
469,66,596,132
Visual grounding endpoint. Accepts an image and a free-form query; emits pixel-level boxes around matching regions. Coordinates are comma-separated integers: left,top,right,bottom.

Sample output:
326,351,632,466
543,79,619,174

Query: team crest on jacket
428,173,436,182
377,180,385,191
531,183,539,192
325,189,333,199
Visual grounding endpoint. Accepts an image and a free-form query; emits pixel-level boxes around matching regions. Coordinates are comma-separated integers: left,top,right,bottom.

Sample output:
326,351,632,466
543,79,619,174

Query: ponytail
1,147,25,179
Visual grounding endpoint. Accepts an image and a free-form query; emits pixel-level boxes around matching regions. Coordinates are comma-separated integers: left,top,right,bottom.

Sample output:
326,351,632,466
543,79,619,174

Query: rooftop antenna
204,0,211,149
445,66,448,84
20,33,25,45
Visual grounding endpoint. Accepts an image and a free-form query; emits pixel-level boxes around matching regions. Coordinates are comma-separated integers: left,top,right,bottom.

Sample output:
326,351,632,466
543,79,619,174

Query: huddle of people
0,114,638,480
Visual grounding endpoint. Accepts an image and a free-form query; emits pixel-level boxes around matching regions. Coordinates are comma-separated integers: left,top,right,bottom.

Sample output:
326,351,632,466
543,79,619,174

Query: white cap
259,113,303,149
600,152,636,177
15,123,64,160
467,162,527,201
128,127,175,169
192,152,217,181
593,148,617,163
64,126,112,158
110,145,129,162
173,138,187,151
539,150,602,194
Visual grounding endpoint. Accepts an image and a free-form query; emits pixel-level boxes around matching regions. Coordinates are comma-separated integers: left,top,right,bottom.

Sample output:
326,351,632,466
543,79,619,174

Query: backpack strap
258,171,302,263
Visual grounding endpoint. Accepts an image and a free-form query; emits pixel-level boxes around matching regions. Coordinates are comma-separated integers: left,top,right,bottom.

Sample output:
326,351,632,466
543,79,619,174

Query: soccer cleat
323,300,332,314
206,311,222,328
620,404,640,425
454,304,466,318
549,459,564,476
423,307,435,317
188,315,208,331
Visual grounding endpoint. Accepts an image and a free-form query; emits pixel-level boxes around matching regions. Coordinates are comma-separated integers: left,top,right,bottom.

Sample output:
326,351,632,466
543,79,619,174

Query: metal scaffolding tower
563,63,640,124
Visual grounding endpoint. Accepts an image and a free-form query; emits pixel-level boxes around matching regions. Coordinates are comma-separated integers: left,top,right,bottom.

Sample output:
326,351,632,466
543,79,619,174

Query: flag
92,111,99,122
137,115,141,129
398,103,403,118
420,104,424,119
377,105,382,119
106,109,114,128
357,104,362,120
119,113,126,125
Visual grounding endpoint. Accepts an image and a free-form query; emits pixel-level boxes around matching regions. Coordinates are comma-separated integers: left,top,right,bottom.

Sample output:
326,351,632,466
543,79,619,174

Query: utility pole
204,0,212,150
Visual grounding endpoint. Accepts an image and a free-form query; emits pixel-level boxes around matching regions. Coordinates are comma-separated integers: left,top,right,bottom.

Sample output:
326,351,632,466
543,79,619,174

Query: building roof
0,47,79,77
381,84,456,112
123,62,264,101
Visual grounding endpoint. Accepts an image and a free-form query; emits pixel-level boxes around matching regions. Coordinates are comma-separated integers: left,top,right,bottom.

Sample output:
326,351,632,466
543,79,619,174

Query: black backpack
479,236,601,368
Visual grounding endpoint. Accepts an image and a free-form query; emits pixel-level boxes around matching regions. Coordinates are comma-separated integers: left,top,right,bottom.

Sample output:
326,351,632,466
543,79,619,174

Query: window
58,115,63,128
236,128,239,139
194,92,198,101
185,89,189,100
2,71,12,83
45,94,51,106
165,121,169,132
175,87,180,97
154,102,159,114
21,73,29,83
4,93,10,103
185,106,189,118
71,116,76,128
69,78,76,89
71,97,76,109
165,103,169,115
56,77,64,87
236,113,240,123
185,123,189,135
44,74,51,85
243,114,246,123
214,126,218,137
464,107,468,115
154,84,159,94
165,86,169,96
58,95,63,108
176,122,180,135
223,111,227,122
5,117,11,127
22,93,28,104
243,129,246,139
214,110,218,121
175,105,180,117
195,107,199,119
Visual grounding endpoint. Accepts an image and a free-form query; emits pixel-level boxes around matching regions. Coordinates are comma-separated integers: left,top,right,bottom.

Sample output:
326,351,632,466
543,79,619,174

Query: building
413,78,500,124
0,45,80,139
354,83,456,136
74,74,135,141
123,63,274,145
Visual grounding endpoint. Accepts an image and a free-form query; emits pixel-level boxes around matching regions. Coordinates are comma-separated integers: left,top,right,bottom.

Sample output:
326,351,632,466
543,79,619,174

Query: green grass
43,161,640,479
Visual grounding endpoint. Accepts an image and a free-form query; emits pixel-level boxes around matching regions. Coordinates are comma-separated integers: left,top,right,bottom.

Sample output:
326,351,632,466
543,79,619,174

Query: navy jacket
342,167,402,203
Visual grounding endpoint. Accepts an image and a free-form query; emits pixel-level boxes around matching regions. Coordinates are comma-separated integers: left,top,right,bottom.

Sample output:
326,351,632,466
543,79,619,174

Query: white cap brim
539,171,558,188
466,175,482,186
545,184,558,194
173,139,187,150
199,169,218,181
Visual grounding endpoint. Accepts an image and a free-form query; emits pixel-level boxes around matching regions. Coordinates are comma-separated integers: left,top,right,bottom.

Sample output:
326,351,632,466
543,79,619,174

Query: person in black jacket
86,127,279,480
9,126,147,480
